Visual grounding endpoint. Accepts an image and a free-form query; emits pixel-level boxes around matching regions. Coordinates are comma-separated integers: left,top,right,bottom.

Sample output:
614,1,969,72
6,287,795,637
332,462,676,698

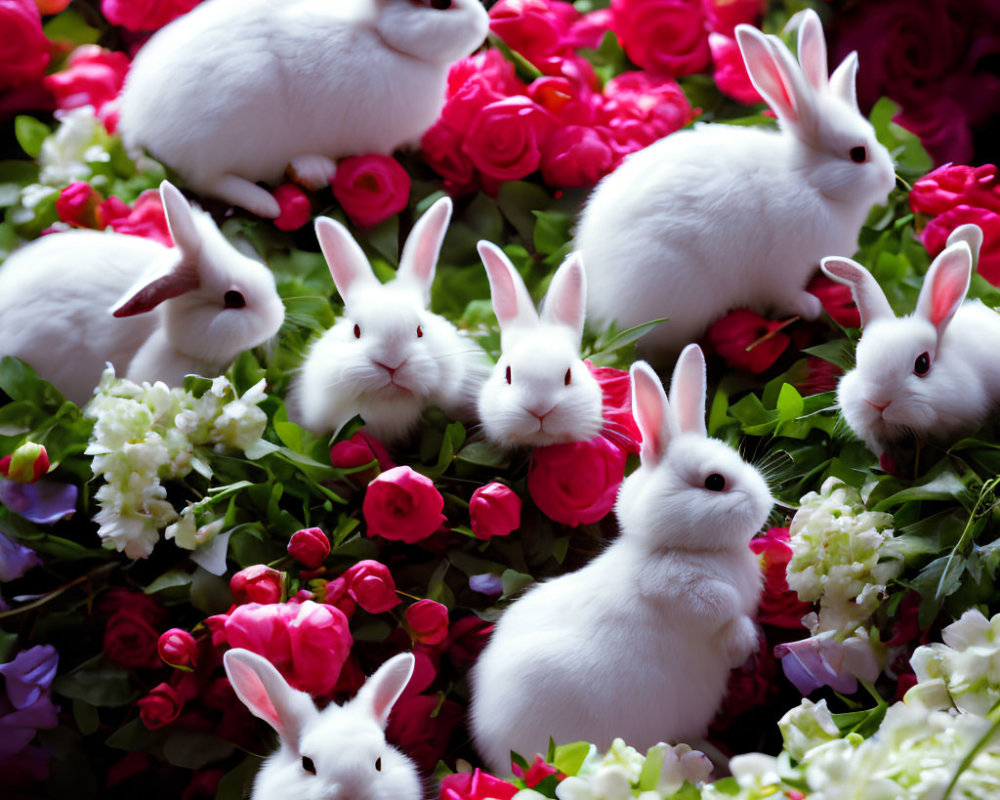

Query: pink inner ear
489,263,520,325
632,370,665,462
932,268,967,327
230,661,283,732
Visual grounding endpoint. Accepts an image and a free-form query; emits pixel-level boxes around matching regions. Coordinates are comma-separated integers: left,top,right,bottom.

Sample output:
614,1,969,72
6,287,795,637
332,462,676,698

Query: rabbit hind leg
206,174,281,218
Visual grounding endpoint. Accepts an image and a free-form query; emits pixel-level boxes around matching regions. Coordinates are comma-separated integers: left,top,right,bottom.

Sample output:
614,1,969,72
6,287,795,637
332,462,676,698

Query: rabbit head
377,0,489,65
735,9,895,207
476,243,604,447
223,648,422,800
111,181,285,368
616,346,773,552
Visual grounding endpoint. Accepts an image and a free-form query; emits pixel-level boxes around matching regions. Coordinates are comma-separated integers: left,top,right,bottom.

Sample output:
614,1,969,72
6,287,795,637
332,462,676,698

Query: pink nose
529,406,555,422
866,399,891,412
375,361,401,377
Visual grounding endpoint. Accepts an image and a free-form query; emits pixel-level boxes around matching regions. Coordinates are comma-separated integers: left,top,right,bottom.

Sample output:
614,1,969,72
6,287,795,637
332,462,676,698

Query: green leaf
638,744,665,791
105,718,163,752
500,569,534,599
775,383,805,422
587,318,669,364
533,210,574,257
72,698,100,736
162,730,235,769
215,756,263,800
0,630,18,663
53,657,136,707
552,741,590,777
143,569,194,595
14,116,51,159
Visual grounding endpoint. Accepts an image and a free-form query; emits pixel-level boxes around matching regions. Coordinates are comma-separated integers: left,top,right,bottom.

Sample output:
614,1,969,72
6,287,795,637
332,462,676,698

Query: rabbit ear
820,256,893,327
539,252,586,343
397,197,452,303
353,652,414,729
478,241,539,333
110,255,200,318
946,223,983,271
736,25,815,130
160,180,202,257
630,360,676,467
915,241,972,335
315,217,378,301
668,344,707,437
223,649,316,748
792,9,828,91
828,51,860,111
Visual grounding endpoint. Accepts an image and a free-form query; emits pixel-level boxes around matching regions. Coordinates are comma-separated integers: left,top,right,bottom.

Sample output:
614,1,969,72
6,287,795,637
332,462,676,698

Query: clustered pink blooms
0,0,50,91
749,527,812,629
406,599,450,645
101,0,201,32
230,564,285,605
43,45,129,132
54,182,174,245
910,163,1000,286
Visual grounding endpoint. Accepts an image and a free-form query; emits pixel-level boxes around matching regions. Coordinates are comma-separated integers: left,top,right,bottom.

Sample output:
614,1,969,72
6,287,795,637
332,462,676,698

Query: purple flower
774,633,880,696
469,573,504,597
0,478,78,524
0,646,60,770
0,531,41,582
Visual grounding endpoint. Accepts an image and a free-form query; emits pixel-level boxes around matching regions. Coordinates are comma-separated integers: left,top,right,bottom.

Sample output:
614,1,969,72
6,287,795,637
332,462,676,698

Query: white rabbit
821,224,1000,456
223,648,423,800
0,181,284,405
476,243,604,447
575,9,896,363
289,197,490,443
118,0,489,218
470,345,772,774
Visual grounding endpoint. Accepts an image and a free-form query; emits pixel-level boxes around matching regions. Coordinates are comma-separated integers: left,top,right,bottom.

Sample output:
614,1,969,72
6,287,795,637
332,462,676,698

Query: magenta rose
137,682,184,730
331,154,410,228
101,590,167,670
469,483,522,540
540,125,615,189
910,163,1000,217
702,0,764,36
448,49,526,99
421,120,479,194
600,71,694,155
386,694,465,774
806,273,861,329
287,527,330,569
441,770,520,800
101,0,201,32
705,309,791,374
462,97,558,182
43,45,129,117
363,466,446,543
405,599,450,645
329,430,394,472
230,564,285,605
106,188,173,246
528,76,597,126
55,182,102,229
271,183,311,232
157,628,198,669
489,0,580,65
0,0,50,91
562,8,615,50
341,559,400,613
611,0,710,77
749,527,812,629
528,436,628,527
587,361,640,454
708,33,762,105
922,205,1000,286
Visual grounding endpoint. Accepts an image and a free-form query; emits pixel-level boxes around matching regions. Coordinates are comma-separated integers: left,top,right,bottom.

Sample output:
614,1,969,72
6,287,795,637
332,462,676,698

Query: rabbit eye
353,324,361,339
375,757,383,772
914,352,930,376
505,365,512,385
849,146,867,164
704,473,726,492
302,756,316,775
223,290,246,309
564,368,572,386
430,0,452,8
417,325,423,338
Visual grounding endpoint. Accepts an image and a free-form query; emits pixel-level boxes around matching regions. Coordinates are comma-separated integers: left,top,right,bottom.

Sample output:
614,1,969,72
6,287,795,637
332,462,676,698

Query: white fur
822,225,1000,455
118,0,489,217
289,198,490,442
470,345,772,773
223,649,422,800
575,9,896,362
0,181,284,405
476,243,604,447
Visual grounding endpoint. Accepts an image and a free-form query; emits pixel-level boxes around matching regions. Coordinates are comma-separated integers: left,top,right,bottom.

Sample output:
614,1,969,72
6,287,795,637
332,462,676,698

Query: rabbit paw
718,616,758,667
788,289,824,321
289,155,337,190
208,174,281,218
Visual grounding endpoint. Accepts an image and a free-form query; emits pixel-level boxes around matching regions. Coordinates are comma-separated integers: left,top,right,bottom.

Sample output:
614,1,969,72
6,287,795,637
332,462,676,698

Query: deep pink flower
448,50,526,99
106,188,173,246
599,71,694,154
36,0,72,13
271,183,311,232
387,694,464,775
528,76,597,126
421,120,479,195
528,436,627,527
708,32,762,105
287,527,330,569
540,125,615,188
0,0,50,91
329,430,394,472
716,627,778,725
230,565,285,605
702,0,764,36
587,361,640,454
406,599,450,645
706,309,791,374
461,97,558,182
331,154,410,229
157,628,198,669
469,483,522,540
562,8,615,50
489,0,579,65
909,163,1000,216
749,527,812,629
516,755,561,788
446,616,494,672
341,560,400,613
440,769,520,800
611,0,710,77
807,272,861,328
363,466,446,543
43,45,129,117
922,205,1000,286
101,0,201,32
102,591,167,670
55,182,102,229
137,682,183,730
794,357,843,397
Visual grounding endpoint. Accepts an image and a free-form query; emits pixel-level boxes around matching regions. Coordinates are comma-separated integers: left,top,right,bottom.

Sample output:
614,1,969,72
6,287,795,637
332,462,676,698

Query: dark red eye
416,325,423,338
849,146,867,163
564,368,571,386
223,290,246,308
353,324,361,339
505,365,511,385
914,352,930,376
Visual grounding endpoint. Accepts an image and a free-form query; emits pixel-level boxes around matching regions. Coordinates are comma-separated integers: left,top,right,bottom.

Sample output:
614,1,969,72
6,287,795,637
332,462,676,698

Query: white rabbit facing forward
822,225,1000,456
0,181,284,405
476,243,604,448
470,345,771,774
223,649,422,800
118,0,490,218
575,9,896,363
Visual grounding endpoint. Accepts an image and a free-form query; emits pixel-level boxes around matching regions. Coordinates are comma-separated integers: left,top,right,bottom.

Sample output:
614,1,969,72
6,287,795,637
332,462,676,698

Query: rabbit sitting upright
117,0,490,218
469,344,772,774
574,9,896,363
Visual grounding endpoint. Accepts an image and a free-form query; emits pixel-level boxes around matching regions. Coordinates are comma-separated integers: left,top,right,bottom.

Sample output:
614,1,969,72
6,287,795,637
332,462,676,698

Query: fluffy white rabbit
821,224,1000,455
476,243,604,447
118,0,489,218
0,181,284,405
575,9,896,363
470,345,772,774
289,197,490,442
223,648,422,800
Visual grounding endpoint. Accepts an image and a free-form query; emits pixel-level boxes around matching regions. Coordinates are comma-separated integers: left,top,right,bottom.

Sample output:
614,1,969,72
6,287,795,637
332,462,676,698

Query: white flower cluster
786,477,902,635
86,369,268,560
710,609,1000,800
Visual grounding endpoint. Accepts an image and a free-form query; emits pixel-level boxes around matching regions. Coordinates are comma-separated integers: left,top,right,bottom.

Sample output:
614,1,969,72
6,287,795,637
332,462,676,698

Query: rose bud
405,599,450,645
271,183,311,231
469,482,521,540
157,628,198,669
230,564,285,605
341,560,400,614
0,442,49,483
287,527,330,569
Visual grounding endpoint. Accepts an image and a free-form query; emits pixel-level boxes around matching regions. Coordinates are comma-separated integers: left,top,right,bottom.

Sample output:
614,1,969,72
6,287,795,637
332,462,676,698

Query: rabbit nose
375,359,406,377
529,405,555,421
866,399,891,412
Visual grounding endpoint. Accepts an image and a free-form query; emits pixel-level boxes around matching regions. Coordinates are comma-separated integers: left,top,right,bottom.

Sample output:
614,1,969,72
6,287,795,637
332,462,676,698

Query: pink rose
528,76,597,126
363,466,446,543
386,695,464,774
331,154,410,229
909,163,1000,217
462,97,558,182
561,8,615,50
157,628,198,669
489,0,579,65
705,309,790,374
101,0,201,32
540,125,615,189
137,682,183,729
341,560,400,613
271,183,311,232
600,71,694,153
405,599,450,646
922,205,1000,286
55,182,102,229
441,769,520,800
806,273,861,328
587,362,640,454
329,430,394,472
708,32,762,105
421,121,479,195
287,527,330,569
0,0,49,91
106,189,173,246
469,483,522,540
448,50,526,99
611,0,710,77
702,0,763,36
528,436,627,527
43,45,129,117
230,565,285,605
748,528,812,629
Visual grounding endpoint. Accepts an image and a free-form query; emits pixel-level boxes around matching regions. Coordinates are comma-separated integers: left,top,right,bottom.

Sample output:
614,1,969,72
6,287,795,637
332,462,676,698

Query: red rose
157,628,198,669
405,599,450,646
611,0,710,77
909,164,1000,217
329,430,395,472
230,564,285,605
528,436,627,527
137,682,183,729
440,769,520,800
362,466,446,543
331,154,411,229
748,527,811,629
43,45,129,117
271,183,311,232
101,0,201,32
421,120,479,194
527,76,596,126
716,626,778,725
599,71,694,153
489,0,579,65
469,483,522,540
106,189,173,246
0,0,50,91
341,560,400,614
181,769,225,800
806,273,861,328
702,0,764,36
922,205,1000,286
539,125,615,189
386,695,464,774
287,527,330,569
103,592,166,670
706,308,791,374
794,357,842,397
446,616,494,672
708,33,762,105
55,182,103,229
587,361,640,454
461,97,558,183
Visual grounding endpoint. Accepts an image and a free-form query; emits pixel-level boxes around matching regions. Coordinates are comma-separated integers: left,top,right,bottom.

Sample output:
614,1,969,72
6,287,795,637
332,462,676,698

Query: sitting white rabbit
470,345,772,773
118,0,490,217
223,648,423,800
575,9,896,362
0,181,284,405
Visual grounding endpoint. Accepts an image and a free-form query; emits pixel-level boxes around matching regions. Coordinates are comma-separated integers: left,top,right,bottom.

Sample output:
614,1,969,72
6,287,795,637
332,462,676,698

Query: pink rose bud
405,599,450,646
230,564,285,605
469,483,521,540
341,559,400,613
56,182,103,229
157,628,198,669
271,183,311,231
331,153,411,229
0,442,49,483
137,682,184,730
362,466,446,543
329,430,394,472
287,527,330,569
